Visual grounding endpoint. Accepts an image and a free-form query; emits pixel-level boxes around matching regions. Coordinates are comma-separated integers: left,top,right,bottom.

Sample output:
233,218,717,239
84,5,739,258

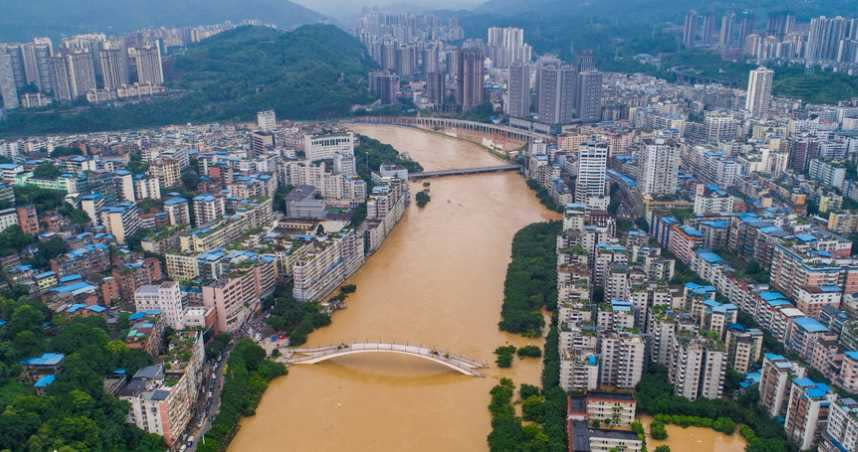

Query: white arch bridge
283,342,487,377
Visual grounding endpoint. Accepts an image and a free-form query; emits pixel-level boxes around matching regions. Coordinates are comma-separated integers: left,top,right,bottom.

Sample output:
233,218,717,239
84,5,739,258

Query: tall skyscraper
719,13,735,49
49,55,73,102
66,50,97,98
369,70,399,105
767,12,795,39
396,44,418,77
421,41,441,74
506,63,530,118
746,66,774,118
577,71,603,123
576,50,594,72
0,53,19,109
21,38,53,93
683,10,698,48
702,14,716,45
487,27,531,68
537,63,577,125
574,139,608,203
98,43,129,90
135,43,164,85
807,16,849,63
455,48,484,111
737,13,756,46
426,71,446,106
638,138,680,196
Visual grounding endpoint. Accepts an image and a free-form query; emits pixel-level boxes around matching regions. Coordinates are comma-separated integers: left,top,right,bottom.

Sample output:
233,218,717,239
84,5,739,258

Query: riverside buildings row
510,50,858,450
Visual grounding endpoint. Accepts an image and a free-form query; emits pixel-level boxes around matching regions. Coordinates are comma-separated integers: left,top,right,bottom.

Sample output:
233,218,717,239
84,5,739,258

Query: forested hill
0,25,376,137
0,0,326,41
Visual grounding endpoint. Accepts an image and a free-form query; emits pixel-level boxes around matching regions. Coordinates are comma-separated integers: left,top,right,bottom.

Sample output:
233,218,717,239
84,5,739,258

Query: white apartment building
638,138,680,196
134,281,185,329
304,132,354,161
669,334,726,400
598,331,645,389
574,139,608,203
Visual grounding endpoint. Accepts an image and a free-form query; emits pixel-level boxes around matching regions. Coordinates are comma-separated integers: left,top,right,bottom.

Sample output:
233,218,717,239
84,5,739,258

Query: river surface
230,126,559,451
638,415,747,452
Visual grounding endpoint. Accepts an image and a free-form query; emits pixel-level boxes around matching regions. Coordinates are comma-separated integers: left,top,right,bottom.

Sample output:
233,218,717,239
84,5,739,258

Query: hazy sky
293,0,482,20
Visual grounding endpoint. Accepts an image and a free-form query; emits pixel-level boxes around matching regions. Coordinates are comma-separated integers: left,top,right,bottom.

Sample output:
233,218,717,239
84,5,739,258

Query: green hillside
0,0,326,41
0,25,375,137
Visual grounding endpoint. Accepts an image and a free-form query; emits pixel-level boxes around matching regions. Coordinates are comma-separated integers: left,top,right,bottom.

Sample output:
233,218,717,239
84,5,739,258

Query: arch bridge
284,342,486,377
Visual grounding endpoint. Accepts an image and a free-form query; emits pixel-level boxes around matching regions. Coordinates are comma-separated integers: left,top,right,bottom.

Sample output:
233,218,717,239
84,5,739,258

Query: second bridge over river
409,164,521,180
282,342,487,377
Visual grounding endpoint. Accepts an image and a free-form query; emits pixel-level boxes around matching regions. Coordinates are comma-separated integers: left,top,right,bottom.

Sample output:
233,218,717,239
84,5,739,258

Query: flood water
638,415,747,452
229,126,559,451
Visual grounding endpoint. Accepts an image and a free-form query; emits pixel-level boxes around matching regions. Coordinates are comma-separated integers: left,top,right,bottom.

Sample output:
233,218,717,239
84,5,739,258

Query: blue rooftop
49,282,96,295
680,225,704,237
701,220,729,229
164,197,187,206
760,291,788,302
793,317,829,333
33,374,55,388
844,350,858,361
20,353,65,366
696,249,724,265
796,233,817,243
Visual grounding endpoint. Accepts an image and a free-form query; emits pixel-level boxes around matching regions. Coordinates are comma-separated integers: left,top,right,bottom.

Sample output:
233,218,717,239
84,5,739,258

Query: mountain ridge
0,0,328,41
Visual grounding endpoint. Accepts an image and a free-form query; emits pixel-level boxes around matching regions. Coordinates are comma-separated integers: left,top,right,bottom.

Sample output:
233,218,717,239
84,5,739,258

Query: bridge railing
288,341,486,368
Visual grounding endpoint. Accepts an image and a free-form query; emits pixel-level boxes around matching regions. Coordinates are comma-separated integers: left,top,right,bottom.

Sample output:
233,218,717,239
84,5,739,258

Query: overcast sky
293,0,482,21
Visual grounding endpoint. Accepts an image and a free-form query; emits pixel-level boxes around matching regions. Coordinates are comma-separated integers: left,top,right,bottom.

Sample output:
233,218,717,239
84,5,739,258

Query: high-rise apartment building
574,140,608,203
683,10,698,48
537,63,577,125
164,197,190,227
720,13,735,49
821,397,858,452
759,353,807,418
192,194,225,227
135,43,164,85
98,43,129,91
101,202,141,244
486,27,531,68
598,331,645,388
638,138,680,196
0,53,19,109
369,70,399,105
134,281,184,329
49,55,73,102
807,16,849,63
455,48,484,111
426,71,446,105
577,71,603,123
784,377,832,450
746,67,774,118
506,63,530,118
67,50,97,97
668,334,726,400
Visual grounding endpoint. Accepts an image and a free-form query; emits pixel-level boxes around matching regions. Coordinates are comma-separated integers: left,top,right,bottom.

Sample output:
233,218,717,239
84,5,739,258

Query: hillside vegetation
0,25,375,137
0,0,325,41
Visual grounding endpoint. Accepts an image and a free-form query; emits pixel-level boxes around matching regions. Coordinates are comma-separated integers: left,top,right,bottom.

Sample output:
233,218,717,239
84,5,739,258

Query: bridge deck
410,164,520,179
285,342,486,376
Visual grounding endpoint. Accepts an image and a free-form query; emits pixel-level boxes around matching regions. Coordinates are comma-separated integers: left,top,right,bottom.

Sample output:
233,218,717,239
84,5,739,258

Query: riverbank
197,339,286,452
